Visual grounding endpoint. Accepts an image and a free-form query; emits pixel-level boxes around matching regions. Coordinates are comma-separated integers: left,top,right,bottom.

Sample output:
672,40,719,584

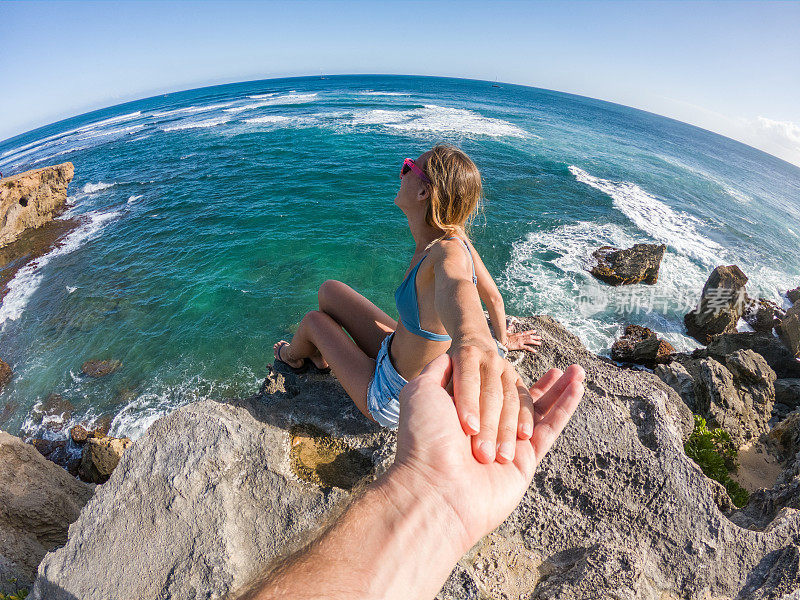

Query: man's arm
431,239,531,464
231,354,586,600
235,466,469,600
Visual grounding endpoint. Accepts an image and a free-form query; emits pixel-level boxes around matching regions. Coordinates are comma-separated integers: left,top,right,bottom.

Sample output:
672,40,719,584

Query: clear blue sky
2,0,799,165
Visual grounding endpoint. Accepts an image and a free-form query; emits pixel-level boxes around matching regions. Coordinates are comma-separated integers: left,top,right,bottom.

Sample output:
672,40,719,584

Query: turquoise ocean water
1,75,799,440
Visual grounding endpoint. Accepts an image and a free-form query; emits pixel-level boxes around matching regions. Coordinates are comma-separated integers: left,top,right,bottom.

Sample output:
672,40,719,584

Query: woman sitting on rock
273,144,542,463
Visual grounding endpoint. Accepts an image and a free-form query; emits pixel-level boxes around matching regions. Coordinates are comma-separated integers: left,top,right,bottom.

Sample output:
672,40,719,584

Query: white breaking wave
380,105,528,138
150,102,234,118
0,208,123,329
66,286,77,293
350,109,408,125
247,93,276,99
242,115,317,129
358,91,411,96
162,117,230,132
82,181,116,194
243,115,291,124
1,112,145,167
127,195,142,204
224,92,319,113
569,166,725,266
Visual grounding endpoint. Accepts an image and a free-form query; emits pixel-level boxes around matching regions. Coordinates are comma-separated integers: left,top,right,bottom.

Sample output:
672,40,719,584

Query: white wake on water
569,166,725,266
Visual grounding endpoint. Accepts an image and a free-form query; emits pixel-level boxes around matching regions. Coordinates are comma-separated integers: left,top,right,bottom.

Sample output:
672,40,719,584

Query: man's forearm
247,466,469,600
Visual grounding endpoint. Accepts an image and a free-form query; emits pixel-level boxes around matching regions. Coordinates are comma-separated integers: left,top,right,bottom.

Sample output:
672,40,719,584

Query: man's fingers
530,378,585,467
516,379,534,440
531,365,585,423
451,348,482,435
417,352,453,389
495,368,521,463
528,368,563,404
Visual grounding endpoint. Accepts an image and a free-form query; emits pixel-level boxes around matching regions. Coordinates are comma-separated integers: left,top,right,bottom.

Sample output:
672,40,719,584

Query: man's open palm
392,353,586,546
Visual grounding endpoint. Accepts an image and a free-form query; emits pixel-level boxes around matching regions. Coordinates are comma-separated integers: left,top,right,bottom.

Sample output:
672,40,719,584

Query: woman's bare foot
274,341,305,369
308,350,330,371
274,340,330,371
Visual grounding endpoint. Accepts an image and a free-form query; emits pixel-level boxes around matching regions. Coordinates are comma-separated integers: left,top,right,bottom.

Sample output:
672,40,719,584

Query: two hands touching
238,347,585,600
446,322,552,464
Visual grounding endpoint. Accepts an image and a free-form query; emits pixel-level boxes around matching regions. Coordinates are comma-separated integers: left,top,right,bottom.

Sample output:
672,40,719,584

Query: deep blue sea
1,74,799,441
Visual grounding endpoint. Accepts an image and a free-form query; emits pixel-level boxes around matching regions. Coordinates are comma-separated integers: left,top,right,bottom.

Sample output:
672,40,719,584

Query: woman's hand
447,337,537,465
505,328,542,353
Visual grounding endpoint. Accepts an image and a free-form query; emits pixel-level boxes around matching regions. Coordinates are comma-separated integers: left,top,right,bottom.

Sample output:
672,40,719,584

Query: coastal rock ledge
0,163,74,248
31,316,800,600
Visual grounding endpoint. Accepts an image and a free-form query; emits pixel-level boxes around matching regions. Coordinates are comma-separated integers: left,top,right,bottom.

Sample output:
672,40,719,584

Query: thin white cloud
746,117,800,166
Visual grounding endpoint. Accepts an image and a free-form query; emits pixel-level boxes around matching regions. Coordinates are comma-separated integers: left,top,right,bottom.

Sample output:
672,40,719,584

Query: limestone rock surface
30,317,800,600
0,163,74,248
0,431,93,594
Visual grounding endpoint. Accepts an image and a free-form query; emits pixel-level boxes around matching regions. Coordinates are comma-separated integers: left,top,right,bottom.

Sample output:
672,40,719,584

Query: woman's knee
303,309,332,329
318,279,347,311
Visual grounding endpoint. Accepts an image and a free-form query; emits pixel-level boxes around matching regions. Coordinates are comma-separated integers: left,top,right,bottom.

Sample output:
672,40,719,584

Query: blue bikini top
395,236,478,342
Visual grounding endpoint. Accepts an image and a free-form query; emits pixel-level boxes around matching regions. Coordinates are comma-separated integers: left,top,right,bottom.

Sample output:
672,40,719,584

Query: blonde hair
420,144,484,250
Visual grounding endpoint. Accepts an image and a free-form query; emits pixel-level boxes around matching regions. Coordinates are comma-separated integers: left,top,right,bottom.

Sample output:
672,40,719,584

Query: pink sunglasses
400,158,432,184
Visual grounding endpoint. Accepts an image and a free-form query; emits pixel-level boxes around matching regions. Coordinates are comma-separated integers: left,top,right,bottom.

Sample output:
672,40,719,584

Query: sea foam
500,221,706,354
162,117,230,132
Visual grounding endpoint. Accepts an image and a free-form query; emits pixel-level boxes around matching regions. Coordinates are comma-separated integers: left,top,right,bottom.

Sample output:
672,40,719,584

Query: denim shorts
366,333,507,429
366,332,407,429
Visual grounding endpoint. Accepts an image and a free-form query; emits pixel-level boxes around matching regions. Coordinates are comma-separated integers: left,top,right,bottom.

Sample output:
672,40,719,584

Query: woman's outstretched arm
430,239,533,465
465,239,541,354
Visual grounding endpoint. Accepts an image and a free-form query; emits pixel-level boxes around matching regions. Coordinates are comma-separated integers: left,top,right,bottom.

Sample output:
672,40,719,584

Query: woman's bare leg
275,310,378,421
318,279,396,359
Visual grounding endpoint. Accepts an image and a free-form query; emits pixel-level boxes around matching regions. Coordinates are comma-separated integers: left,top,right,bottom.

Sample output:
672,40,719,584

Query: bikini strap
444,236,478,285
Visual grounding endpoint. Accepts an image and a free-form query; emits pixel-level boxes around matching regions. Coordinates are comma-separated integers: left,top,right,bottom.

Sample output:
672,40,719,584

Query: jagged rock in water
29,317,800,600
611,324,674,368
589,243,666,286
0,359,11,393
660,349,776,447
80,359,122,378
0,163,74,248
788,287,800,305
684,265,749,345
0,431,93,594
743,296,785,333
78,436,133,484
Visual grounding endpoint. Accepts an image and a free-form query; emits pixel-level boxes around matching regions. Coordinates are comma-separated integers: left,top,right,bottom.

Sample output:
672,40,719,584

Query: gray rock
0,431,94,594
788,288,800,305
778,302,800,360
662,350,776,447
684,265,749,345
776,379,800,409
31,316,800,600
589,243,666,286
654,361,697,410
705,332,800,379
